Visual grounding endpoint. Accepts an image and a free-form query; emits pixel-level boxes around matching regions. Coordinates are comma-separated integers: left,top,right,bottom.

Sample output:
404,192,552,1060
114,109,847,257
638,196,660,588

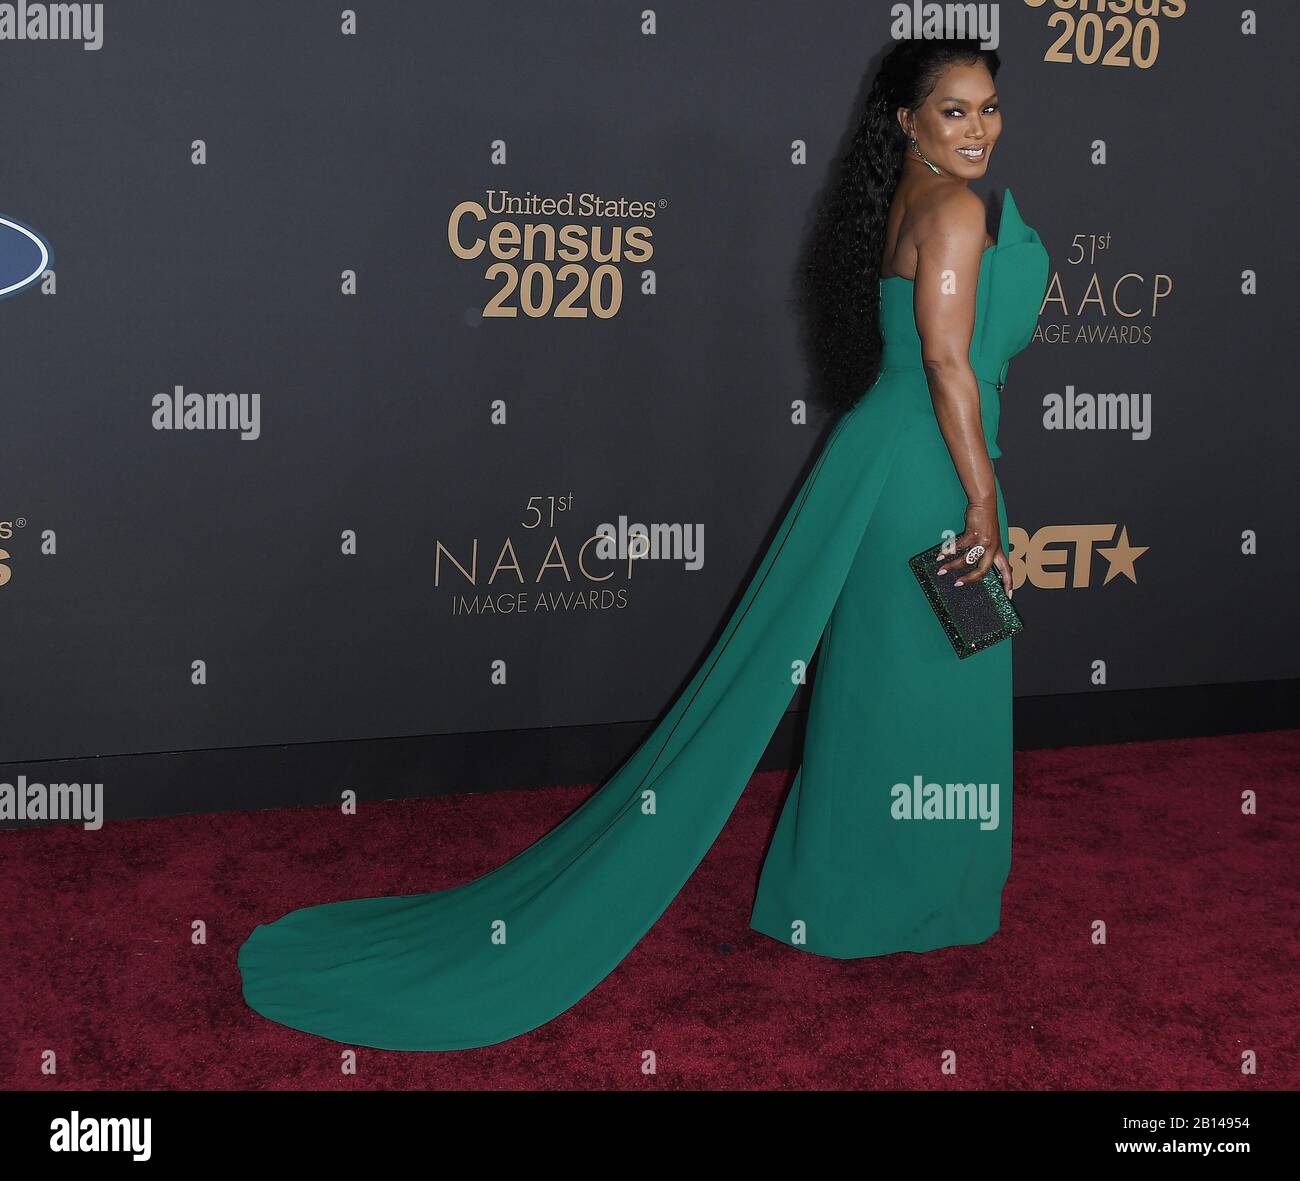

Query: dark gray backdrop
2,1,1296,773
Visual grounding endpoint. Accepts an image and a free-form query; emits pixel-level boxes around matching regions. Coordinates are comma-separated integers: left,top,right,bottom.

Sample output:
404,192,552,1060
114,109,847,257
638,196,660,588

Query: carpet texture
2,729,1296,1089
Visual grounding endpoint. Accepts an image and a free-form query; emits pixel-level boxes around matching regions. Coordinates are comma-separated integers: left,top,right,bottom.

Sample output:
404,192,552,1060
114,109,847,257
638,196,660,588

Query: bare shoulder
913,185,989,254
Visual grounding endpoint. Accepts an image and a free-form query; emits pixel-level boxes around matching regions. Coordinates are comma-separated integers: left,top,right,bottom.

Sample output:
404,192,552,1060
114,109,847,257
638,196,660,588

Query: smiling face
899,61,1001,178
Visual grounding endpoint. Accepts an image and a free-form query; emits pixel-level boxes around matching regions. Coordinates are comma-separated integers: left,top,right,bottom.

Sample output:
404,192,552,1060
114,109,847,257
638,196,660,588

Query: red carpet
2,729,1297,1090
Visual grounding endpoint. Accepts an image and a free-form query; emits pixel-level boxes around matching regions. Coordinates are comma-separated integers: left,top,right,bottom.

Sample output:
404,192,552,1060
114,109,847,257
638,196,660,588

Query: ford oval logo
0,215,53,300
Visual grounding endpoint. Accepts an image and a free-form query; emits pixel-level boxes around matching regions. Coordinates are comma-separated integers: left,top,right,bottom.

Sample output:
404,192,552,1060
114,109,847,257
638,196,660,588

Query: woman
238,37,1050,1050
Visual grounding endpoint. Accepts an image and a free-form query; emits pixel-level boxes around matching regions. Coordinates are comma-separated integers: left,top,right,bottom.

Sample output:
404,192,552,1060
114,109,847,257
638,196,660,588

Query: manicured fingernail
954,579,963,587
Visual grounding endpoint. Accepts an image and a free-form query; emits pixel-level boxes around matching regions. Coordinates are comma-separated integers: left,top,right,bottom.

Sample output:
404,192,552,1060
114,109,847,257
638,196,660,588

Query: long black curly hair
796,36,1000,416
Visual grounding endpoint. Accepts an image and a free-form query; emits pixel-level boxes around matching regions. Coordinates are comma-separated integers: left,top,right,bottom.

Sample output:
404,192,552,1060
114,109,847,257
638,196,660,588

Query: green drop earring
909,135,942,175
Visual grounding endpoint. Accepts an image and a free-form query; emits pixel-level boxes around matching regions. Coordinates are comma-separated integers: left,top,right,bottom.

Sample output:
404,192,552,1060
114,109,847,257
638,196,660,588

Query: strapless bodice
874,187,1050,457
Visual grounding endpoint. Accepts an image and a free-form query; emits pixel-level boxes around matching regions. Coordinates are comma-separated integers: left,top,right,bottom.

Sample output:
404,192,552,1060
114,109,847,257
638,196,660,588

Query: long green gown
238,187,1051,1050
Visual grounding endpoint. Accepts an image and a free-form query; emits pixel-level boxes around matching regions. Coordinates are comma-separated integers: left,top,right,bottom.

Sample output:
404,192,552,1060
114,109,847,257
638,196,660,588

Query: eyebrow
938,95,997,104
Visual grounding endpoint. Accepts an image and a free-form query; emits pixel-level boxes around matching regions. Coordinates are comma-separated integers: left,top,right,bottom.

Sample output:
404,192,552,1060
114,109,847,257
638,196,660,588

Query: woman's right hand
936,501,1013,598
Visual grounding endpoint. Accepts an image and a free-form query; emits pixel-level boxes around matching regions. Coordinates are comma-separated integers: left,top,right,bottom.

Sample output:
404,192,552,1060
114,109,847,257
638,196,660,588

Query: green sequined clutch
908,538,1023,659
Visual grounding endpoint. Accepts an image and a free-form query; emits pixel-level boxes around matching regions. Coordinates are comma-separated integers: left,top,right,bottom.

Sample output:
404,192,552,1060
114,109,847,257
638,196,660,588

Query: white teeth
958,147,985,157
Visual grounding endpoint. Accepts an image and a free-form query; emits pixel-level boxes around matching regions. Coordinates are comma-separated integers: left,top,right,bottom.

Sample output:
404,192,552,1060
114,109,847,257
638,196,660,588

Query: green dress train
238,187,1051,1050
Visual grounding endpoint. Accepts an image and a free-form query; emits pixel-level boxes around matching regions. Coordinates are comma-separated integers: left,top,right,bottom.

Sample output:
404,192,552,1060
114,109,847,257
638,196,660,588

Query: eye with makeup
945,104,999,116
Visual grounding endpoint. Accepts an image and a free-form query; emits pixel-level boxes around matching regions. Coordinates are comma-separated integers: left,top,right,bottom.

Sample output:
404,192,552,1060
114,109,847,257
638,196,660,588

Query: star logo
1097,526,1148,585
